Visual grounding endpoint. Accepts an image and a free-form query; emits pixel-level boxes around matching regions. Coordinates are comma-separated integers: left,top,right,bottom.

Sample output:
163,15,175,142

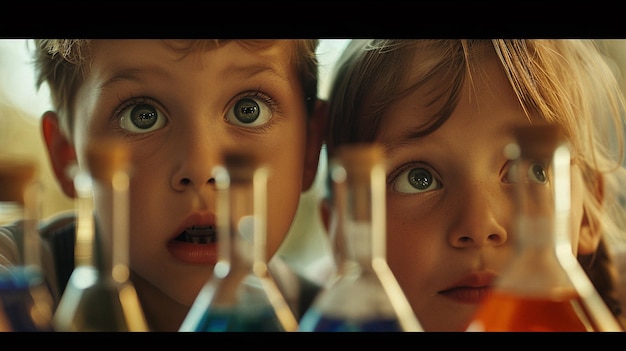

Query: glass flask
298,143,422,332
466,125,623,332
52,139,149,331
179,151,298,332
0,159,54,331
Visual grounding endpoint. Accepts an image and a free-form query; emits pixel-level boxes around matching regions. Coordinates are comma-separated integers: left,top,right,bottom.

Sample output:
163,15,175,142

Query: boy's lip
167,212,218,265
438,271,498,304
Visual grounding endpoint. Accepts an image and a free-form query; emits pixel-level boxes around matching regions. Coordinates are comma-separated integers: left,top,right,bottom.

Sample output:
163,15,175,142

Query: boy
32,39,327,331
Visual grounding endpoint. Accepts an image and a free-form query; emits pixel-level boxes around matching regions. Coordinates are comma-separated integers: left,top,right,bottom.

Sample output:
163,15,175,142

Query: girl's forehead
377,47,526,147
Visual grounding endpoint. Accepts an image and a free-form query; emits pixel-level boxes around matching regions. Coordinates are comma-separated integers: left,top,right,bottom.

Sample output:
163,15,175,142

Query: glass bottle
466,125,623,332
52,139,148,331
179,151,298,332
0,159,54,331
298,143,422,332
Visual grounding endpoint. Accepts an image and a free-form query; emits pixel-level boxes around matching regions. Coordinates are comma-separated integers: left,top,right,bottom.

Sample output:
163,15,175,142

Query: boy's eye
119,103,166,133
226,97,272,127
392,167,440,194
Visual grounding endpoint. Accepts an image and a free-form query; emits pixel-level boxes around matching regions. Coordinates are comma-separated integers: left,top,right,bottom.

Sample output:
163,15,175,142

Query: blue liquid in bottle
299,308,402,332
188,304,284,332
0,266,54,331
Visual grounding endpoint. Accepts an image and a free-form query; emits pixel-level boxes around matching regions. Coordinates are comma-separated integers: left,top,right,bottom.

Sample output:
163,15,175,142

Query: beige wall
0,101,74,220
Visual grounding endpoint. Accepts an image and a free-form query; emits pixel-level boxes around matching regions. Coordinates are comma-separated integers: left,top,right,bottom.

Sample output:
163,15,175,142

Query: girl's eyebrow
381,127,428,158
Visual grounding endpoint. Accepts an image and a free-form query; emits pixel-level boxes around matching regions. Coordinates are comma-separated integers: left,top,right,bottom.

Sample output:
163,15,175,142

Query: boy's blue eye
119,103,166,133
392,167,440,194
226,96,272,127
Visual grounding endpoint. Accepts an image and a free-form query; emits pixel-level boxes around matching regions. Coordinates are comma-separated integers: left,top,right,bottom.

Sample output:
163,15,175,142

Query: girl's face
69,40,317,326
375,48,591,331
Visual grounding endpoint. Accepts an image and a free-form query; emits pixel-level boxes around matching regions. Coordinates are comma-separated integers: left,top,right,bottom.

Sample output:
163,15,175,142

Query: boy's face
65,40,316,309
373,48,594,331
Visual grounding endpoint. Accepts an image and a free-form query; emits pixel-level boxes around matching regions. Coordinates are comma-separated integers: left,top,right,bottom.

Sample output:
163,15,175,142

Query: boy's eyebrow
98,62,289,90
99,67,150,88
228,62,288,80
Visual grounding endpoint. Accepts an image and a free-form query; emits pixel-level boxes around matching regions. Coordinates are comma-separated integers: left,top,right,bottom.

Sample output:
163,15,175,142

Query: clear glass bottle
0,159,54,331
466,125,623,332
179,151,298,332
298,143,422,332
52,139,148,331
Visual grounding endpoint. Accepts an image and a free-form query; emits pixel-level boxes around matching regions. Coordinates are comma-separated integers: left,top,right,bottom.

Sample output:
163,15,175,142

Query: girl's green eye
529,163,547,184
392,166,440,194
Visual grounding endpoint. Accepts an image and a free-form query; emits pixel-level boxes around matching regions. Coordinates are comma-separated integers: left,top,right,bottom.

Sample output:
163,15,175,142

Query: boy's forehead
88,39,289,59
91,39,291,62
84,40,297,82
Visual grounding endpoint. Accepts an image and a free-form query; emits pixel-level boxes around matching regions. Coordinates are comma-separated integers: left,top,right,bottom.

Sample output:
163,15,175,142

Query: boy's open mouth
174,225,217,244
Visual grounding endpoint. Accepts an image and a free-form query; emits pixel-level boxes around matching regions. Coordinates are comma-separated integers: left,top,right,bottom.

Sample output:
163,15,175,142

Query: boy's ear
41,111,77,198
577,171,604,255
302,99,328,192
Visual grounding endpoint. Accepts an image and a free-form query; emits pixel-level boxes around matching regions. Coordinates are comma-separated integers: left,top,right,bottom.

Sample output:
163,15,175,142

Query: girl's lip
438,271,498,304
439,286,493,304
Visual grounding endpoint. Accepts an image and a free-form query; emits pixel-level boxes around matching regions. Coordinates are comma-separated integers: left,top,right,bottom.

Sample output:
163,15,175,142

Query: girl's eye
225,96,272,128
119,103,167,134
504,162,548,184
528,163,547,184
392,166,441,194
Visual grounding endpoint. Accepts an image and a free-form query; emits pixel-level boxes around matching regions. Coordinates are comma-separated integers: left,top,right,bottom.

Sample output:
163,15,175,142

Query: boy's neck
130,271,189,332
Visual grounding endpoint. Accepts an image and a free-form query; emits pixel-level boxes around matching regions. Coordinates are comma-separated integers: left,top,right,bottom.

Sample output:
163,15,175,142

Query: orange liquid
468,290,594,331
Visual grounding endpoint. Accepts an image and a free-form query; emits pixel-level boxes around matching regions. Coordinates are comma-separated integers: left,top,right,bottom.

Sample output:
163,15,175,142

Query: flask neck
215,165,269,278
334,162,387,273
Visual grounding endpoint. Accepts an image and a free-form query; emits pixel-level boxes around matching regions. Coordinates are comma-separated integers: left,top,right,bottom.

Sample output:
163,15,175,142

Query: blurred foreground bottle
179,151,298,332
0,159,54,331
298,143,422,332
52,139,148,331
466,125,623,332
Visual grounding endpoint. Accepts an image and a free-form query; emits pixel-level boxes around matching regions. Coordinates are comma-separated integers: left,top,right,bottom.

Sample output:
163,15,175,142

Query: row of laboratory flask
6,130,621,332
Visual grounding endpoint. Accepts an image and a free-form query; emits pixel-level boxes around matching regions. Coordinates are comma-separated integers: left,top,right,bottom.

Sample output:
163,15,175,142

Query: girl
324,39,626,331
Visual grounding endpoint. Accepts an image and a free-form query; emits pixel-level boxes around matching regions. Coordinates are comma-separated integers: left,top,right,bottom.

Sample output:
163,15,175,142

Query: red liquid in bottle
468,290,594,331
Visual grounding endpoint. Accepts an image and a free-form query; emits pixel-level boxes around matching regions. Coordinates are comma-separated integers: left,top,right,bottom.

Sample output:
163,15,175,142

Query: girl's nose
447,184,509,249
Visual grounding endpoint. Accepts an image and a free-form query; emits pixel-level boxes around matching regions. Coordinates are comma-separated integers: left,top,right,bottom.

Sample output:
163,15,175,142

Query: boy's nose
172,176,215,191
